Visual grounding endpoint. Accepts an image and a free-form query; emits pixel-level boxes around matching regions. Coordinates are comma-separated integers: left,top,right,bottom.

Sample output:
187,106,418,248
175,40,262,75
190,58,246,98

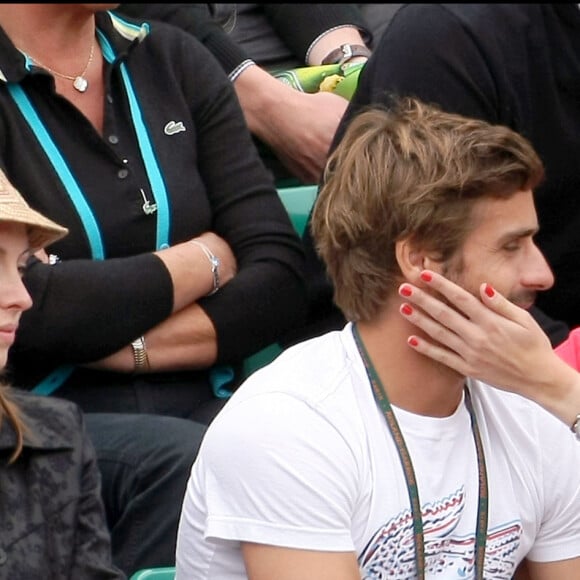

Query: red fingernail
484,284,495,298
400,285,412,297
401,304,413,316
420,271,432,282
408,337,419,347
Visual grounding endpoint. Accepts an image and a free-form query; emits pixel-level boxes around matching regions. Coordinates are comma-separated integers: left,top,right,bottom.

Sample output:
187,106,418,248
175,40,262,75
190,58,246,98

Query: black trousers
85,413,207,576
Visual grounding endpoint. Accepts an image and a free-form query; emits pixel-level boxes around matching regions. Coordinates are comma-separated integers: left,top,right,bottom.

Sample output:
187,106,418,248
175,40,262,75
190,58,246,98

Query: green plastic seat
129,567,175,580
276,184,318,237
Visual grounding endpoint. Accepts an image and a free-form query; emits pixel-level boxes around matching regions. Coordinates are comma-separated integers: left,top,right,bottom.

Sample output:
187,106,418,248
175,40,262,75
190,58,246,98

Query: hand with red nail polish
397,270,580,430
401,272,580,425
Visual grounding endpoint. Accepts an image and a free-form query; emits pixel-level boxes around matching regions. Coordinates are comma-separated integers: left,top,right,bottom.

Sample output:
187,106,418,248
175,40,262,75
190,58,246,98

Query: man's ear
395,237,441,281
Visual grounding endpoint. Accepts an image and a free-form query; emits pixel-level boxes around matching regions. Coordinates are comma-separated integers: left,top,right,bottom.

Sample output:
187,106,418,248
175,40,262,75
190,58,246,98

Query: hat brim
0,206,68,251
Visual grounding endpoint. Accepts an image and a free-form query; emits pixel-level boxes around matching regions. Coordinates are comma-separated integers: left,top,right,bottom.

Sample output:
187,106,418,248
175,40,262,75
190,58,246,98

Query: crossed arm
84,231,237,372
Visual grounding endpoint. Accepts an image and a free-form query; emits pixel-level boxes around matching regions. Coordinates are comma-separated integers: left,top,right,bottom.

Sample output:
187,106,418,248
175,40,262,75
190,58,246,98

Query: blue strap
97,28,171,249
7,84,105,259
209,366,235,399
8,83,106,396
31,365,75,396
119,63,170,249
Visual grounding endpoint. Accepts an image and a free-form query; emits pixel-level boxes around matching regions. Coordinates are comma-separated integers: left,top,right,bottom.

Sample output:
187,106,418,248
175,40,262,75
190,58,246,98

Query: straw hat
0,169,68,251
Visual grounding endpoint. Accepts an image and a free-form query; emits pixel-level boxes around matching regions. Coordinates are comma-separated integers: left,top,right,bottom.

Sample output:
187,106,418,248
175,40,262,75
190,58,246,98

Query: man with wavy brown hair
303,3,576,349
176,98,580,580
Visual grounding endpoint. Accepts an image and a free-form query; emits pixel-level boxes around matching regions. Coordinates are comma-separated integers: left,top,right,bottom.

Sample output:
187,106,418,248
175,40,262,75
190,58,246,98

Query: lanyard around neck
7,29,171,259
352,324,489,579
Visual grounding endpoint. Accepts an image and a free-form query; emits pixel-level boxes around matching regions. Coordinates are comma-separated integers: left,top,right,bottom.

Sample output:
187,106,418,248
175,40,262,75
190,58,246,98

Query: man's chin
510,294,536,311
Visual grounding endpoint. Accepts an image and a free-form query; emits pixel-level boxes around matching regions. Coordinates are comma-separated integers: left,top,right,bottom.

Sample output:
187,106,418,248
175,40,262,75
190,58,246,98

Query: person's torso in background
212,3,298,71
210,3,404,71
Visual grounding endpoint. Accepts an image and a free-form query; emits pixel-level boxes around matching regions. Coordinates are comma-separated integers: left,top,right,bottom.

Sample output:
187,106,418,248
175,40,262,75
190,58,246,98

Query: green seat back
276,184,318,237
129,567,175,580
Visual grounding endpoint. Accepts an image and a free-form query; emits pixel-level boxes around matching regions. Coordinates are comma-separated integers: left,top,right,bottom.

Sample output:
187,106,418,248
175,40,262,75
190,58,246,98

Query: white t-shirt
176,323,580,579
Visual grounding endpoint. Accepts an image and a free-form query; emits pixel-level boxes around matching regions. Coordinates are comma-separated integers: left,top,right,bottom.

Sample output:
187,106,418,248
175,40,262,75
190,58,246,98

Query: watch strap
572,413,580,441
321,43,371,66
131,336,150,373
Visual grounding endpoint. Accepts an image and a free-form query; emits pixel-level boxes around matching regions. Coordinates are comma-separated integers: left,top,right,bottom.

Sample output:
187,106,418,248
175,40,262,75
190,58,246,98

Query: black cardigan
0,12,306,397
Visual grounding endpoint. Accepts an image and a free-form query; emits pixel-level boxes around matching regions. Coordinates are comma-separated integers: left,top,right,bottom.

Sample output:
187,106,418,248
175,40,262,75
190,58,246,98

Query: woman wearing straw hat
0,168,124,578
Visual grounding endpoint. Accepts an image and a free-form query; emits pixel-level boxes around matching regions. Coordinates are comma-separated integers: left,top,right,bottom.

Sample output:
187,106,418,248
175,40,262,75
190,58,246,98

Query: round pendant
73,76,88,93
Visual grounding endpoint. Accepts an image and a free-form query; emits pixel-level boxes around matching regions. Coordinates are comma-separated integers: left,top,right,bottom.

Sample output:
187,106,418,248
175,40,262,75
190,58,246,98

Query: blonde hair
0,382,26,463
312,97,544,321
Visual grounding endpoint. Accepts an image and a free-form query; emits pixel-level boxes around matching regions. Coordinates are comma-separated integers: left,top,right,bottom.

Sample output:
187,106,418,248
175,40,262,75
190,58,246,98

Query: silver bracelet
131,336,150,373
572,414,580,441
191,240,221,295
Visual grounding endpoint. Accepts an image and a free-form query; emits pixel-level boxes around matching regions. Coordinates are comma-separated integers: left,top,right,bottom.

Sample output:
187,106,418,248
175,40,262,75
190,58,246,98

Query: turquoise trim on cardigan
97,28,171,249
8,84,106,259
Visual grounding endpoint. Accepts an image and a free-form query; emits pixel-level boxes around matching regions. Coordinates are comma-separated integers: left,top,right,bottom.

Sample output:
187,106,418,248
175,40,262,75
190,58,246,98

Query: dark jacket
0,391,124,579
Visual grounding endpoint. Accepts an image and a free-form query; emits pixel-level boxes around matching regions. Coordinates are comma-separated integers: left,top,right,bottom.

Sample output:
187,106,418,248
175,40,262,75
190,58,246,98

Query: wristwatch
572,414,580,441
321,43,371,66
131,336,150,373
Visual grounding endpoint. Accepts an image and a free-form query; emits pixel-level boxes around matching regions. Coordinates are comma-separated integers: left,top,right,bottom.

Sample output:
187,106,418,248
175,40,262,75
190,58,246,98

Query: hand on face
397,269,555,394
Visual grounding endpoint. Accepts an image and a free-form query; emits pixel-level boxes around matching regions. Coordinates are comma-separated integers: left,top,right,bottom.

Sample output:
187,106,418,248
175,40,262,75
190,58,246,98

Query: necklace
29,39,95,93
352,324,489,579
